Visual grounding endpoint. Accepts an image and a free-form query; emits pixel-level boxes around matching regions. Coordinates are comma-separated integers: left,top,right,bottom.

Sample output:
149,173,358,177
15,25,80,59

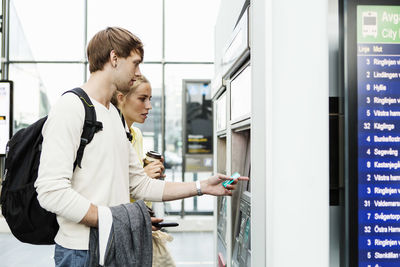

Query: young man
35,27,244,267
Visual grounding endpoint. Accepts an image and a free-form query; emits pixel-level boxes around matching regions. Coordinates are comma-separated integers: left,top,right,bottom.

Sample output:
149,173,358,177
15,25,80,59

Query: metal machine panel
231,128,251,267
230,65,251,124
216,92,227,132
217,196,229,262
221,7,249,78
232,192,251,267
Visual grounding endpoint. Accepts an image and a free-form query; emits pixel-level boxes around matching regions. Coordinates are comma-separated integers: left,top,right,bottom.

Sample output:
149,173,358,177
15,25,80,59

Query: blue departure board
358,5,400,267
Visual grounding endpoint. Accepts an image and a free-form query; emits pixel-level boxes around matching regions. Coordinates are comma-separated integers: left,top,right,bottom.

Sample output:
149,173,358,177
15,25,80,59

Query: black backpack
0,88,103,245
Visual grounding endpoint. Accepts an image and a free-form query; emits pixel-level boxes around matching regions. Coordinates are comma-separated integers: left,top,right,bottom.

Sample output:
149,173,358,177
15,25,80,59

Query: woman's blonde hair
110,75,150,107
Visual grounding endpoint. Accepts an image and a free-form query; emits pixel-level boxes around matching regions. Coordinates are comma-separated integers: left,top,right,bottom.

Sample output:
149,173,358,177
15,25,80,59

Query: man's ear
117,92,125,104
110,50,118,67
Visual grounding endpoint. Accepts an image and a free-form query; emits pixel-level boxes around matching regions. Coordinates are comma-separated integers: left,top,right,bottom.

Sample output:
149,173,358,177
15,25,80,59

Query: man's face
114,51,142,92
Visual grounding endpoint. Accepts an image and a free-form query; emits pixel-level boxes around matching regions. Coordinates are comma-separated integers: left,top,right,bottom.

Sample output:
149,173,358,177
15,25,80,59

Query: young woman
111,75,175,266
111,75,165,179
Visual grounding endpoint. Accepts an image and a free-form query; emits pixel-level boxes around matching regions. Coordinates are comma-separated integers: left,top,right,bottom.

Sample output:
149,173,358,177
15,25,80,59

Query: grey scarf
88,200,153,267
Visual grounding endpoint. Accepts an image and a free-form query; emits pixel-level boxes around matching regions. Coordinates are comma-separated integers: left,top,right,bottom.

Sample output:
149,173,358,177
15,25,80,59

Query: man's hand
201,173,249,196
162,174,249,201
144,161,166,179
79,203,98,228
151,217,163,231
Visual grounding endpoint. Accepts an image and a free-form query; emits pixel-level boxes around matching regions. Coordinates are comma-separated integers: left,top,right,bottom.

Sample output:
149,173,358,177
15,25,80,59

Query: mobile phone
222,172,241,188
152,222,179,228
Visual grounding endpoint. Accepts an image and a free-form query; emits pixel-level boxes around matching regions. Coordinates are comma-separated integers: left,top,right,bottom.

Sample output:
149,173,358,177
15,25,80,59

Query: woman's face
122,82,152,124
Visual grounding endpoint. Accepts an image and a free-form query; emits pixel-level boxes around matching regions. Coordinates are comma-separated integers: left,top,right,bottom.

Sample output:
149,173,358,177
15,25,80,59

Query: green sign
358,5,400,43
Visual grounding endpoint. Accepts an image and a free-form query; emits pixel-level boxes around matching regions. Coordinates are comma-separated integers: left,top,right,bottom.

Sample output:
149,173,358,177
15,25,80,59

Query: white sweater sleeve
128,144,165,201
35,94,91,223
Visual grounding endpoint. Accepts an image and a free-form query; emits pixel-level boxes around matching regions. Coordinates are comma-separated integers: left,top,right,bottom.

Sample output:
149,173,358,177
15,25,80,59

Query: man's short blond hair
87,27,144,73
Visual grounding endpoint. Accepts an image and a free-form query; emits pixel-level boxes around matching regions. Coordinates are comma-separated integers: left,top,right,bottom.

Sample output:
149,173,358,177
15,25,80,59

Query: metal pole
0,156,4,183
161,0,165,155
0,157,5,205
181,80,186,218
1,0,9,193
193,172,198,211
161,0,173,217
1,0,10,79
83,0,88,82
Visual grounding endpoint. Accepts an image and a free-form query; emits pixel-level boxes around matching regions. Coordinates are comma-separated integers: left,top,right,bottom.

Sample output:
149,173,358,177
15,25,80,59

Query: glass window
164,64,214,168
165,0,220,62
165,172,213,213
9,0,85,61
6,0,217,216
9,63,84,131
164,63,214,162
184,172,213,212
87,0,162,62
164,64,214,213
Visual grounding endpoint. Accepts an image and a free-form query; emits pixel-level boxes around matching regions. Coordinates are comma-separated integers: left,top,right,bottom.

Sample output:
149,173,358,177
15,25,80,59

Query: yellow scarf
129,127,151,207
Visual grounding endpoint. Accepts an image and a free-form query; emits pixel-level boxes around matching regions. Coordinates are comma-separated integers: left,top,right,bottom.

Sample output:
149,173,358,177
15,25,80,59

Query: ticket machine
213,2,251,266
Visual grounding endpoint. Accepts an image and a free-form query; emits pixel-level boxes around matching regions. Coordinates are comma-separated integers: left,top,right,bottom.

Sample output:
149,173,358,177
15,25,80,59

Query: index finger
230,172,249,181
218,172,245,180
221,173,249,187
151,217,163,224
216,173,232,180
148,161,161,167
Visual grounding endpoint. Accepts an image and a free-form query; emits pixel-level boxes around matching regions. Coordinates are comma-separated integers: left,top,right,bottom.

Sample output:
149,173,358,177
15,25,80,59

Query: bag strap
116,107,133,142
62,88,103,169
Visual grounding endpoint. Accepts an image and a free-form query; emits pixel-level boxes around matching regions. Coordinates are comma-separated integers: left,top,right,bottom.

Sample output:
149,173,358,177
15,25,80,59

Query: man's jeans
54,244,89,267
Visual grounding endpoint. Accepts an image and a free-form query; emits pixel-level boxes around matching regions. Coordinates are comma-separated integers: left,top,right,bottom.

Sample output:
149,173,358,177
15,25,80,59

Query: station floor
0,231,214,267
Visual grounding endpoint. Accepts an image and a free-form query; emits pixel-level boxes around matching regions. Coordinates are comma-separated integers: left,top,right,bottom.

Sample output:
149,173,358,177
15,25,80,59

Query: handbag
152,230,176,267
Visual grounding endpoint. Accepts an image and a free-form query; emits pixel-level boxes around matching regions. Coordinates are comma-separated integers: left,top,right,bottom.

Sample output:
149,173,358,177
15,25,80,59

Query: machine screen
358,5,400,266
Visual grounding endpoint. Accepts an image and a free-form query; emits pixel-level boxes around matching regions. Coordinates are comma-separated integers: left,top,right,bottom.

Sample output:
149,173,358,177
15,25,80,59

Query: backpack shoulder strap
62,88,103,169
116,107,133,142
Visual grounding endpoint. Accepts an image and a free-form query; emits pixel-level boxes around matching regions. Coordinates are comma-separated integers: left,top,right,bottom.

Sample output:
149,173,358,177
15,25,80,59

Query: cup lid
146,150,162,159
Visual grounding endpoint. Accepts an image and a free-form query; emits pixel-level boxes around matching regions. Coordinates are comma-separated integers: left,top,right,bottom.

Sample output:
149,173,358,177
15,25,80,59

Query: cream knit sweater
35,92,165,250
